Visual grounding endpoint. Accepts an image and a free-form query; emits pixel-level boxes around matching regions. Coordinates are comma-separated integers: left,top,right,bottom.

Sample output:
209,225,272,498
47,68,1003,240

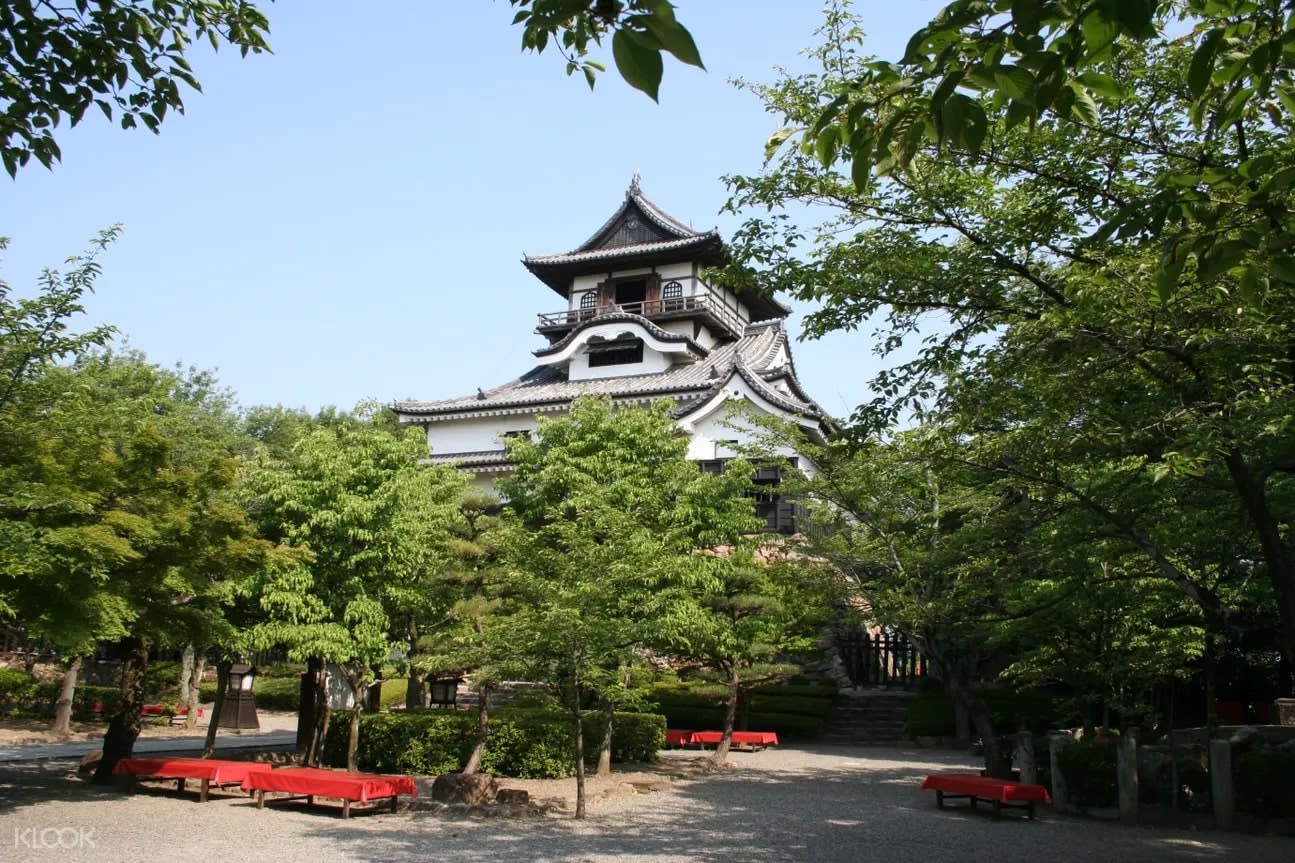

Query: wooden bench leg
1027,801,1035,820
342,800,350,819
935,790,945,809
992,800,1002,821
256,790,265,810
200,779,210,803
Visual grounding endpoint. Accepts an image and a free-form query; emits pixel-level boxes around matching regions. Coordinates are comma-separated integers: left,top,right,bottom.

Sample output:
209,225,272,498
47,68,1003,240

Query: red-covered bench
113,757,271,802
665,729,695,747
689,730,780,751
140,703,205,725
241,767,417,818
920,773,1051,820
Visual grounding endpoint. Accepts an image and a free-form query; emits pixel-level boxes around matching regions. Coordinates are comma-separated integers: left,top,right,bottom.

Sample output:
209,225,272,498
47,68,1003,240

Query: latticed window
662,279,684,311
578,291,597,319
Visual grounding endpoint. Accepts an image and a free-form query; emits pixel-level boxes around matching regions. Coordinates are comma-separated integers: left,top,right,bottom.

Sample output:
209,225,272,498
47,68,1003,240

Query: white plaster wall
685,406,802,462
425,415,542,456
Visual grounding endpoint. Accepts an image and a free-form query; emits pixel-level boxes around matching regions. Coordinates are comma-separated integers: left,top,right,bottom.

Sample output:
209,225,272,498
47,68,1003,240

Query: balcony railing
537,292,746,337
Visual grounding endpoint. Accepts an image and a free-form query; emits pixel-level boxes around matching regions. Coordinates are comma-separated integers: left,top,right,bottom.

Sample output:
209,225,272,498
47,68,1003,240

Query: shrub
199,675,300,710
647,681,835,739
905,690,955,738
320,707,667,778
0,667,42,708
1236,747,1295,819
1056,732,1119,808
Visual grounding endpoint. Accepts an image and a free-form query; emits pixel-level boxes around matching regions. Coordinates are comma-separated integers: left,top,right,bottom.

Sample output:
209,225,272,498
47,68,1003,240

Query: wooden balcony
536,292,746,340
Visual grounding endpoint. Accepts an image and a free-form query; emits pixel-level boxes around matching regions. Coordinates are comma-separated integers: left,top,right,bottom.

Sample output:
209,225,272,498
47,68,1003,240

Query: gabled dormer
525,177,788,353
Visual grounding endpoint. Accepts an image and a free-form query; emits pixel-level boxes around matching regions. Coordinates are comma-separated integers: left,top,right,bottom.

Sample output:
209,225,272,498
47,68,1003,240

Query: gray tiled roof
522,233,719,267
394,319,827,424
572,176,705,251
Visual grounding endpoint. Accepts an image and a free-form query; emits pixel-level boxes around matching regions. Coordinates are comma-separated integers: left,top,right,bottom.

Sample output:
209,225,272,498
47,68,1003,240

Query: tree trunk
305,664,331,767
405,669,426,710
178,645,194,727
202,660,231,757
1226,451,1295,689
50,655,82,737
345,668,365,773
572,695,586,819
462,683,491,775
93,636,149,784
347,708,361,773
596,701,614,777
712,665,739,765
297,657,322,757
184,654,205,730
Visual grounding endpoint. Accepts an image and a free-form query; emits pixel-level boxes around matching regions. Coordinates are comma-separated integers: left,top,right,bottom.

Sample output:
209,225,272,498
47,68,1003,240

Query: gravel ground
2,744,1292,863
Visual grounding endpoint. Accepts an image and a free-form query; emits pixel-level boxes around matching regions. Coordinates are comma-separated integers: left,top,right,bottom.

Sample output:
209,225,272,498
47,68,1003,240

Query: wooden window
587,337,644,367
662,279,684,311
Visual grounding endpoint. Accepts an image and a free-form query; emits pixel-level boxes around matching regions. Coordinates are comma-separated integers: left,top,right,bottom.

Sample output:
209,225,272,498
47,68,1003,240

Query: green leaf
612,29,664,101
1196,239,1249,283
1076,71,1124,101
1067,81,1100,124
994,65,1036,104
1010,0,1043,36
1080,10,1119,59
1156,245,1188,303
1274,84,1295,120
764,127,796,162
639,14,704,70
1188,29,1223,100
1270,254,1295,284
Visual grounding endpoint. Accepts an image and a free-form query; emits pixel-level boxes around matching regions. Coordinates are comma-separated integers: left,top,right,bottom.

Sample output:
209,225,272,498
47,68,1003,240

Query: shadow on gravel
1,748,1290,862
0,761,121,815
299,747,1291,863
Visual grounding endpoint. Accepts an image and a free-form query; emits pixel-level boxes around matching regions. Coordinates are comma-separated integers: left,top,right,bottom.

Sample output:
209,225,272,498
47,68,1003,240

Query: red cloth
920,773,1052,804
665,729,694,746
241,767,417,804
690,731,779,746
113,757,271,784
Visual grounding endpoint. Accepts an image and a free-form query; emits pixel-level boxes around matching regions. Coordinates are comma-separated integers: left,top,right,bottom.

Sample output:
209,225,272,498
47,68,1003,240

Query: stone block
495,788,529,805
431,772,499,806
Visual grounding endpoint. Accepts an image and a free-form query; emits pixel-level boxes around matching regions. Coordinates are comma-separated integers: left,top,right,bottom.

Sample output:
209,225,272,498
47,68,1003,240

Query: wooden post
1048,732,1071,812
1117,730,1138,824
1014,732,1036,784
1209,739,1234,830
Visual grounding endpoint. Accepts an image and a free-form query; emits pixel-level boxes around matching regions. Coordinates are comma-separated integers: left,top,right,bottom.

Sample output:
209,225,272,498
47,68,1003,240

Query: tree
0,1,704,177
654,540,833,763
409,491,511,775
0,230,116,417
797,1,1295,300
508,0,703,100
244,404,467,769
497,397,762,813
0,346,271,775
722,4,1295,689
0,1,273,176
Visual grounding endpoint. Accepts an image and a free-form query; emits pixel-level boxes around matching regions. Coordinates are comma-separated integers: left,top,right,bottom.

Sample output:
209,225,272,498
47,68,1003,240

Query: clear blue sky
3,1,941,420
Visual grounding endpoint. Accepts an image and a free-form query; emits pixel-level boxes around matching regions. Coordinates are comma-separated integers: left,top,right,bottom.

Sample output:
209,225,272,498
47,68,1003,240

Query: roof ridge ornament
629,172,641,196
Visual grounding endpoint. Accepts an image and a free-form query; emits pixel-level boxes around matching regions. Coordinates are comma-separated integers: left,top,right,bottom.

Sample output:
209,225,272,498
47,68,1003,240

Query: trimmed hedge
647,680,837,739
321,708,665,778
0,669,121,720
0,667,42,708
